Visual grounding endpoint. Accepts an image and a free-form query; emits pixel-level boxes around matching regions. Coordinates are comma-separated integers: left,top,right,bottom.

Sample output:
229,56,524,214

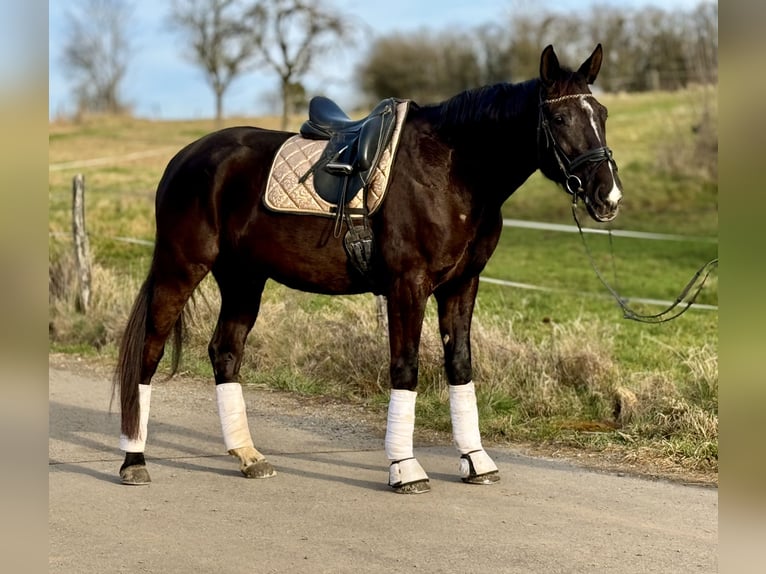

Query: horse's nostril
607,186,622,206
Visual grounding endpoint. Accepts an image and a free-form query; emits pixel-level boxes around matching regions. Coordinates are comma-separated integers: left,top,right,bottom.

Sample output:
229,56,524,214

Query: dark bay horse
115,44,622,493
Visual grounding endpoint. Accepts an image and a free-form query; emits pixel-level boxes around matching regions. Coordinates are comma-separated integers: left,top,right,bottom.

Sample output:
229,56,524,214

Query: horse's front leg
385,277,431,494
435,276,500,485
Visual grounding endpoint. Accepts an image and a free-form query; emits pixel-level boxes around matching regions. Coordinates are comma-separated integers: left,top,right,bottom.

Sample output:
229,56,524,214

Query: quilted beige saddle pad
264,100,410,218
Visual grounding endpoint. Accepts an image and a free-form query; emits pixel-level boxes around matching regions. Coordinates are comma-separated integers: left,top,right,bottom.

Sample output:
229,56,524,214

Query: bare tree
62,0,133,116
250,0,353,130
169,0,260,127
473,24,515,85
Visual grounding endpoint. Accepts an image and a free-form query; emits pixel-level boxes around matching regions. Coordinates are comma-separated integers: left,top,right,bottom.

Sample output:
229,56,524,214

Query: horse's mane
431,79,540,139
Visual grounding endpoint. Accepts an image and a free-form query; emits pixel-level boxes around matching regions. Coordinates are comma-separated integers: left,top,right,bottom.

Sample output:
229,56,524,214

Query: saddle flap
312,133,362,204
301,98,398,204
356,107,397,171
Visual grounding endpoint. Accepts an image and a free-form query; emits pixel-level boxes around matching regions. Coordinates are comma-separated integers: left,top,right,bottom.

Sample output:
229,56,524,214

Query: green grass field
48,86,718,481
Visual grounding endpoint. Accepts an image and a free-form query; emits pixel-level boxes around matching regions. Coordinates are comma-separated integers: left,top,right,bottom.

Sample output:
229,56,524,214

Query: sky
48,0,713,120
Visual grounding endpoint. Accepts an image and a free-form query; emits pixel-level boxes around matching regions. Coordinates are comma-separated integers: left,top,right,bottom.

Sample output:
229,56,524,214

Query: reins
569,195,718,324
538,89,718,323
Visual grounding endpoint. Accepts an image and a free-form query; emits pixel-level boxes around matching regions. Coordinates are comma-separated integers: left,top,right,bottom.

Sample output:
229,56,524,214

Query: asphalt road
49,359,717,573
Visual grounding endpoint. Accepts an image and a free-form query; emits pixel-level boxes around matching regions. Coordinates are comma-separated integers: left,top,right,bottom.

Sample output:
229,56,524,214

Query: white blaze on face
581,98,622,207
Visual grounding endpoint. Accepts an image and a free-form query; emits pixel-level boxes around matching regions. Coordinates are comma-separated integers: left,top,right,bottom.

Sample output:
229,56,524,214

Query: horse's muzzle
584,194,620,223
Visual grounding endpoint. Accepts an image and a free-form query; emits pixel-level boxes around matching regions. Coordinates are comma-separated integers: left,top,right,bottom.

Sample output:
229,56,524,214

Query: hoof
392,479,431,494
242,459,276,479
462,471,500,485
120,465,151,485
459,450,499,485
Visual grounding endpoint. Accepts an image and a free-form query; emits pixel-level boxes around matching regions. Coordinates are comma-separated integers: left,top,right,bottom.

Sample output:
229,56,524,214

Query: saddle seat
302,96,390,135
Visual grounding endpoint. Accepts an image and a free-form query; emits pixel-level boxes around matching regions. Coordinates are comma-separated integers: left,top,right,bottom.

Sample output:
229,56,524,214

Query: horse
114,44,623,493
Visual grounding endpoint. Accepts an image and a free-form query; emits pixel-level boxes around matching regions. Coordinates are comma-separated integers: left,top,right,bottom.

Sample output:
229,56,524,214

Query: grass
48,87,718,481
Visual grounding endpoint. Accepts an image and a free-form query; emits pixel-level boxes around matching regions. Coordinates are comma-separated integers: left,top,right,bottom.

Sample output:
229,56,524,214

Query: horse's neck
426,85,541,205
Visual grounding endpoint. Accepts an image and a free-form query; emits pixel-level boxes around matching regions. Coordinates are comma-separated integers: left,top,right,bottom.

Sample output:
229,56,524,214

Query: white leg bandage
449,382,498,477
385,389,428,486
119,384,151,452
216,382,255,451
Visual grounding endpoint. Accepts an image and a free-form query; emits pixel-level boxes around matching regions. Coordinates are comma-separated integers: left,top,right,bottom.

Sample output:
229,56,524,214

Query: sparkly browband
542,93,596,105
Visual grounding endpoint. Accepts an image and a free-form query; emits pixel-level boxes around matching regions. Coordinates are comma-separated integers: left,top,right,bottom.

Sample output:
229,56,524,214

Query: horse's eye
553,115,565,125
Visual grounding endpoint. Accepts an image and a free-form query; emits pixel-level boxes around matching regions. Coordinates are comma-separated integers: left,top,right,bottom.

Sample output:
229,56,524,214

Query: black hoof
120,465,151,485
242,459,277,479
462,471,500,485
392,480,431,494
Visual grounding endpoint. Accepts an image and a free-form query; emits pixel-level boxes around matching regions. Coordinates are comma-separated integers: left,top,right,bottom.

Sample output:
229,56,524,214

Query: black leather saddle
299,96,398,206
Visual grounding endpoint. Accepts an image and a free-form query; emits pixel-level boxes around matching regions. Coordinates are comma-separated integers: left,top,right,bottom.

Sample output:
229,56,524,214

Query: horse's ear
539,44,560,88
577,43,603,84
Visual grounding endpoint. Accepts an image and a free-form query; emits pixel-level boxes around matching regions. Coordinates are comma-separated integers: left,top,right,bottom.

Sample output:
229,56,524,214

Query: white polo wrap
119,383,151,452
449,381,483,453
216,382,255,451
385,389,428,485
450,381,498,476
385,389,417,460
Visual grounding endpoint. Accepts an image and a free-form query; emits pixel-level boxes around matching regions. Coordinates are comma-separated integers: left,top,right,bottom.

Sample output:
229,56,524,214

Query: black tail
112,269,187,439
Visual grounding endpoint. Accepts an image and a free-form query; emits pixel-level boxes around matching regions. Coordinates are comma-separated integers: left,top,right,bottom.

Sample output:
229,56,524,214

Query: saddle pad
264,100,410,218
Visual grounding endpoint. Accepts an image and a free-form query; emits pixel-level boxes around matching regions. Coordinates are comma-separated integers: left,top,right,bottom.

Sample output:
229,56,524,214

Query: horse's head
537,44,623,223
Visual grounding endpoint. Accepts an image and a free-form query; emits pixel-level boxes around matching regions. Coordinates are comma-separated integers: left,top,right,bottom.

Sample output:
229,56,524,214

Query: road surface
49,358,717,573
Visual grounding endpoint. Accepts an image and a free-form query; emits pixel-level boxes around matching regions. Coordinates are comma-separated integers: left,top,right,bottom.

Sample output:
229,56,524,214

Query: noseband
537,92,616,198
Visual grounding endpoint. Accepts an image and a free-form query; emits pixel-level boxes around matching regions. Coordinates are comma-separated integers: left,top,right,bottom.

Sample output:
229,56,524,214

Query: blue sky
49,0,713,120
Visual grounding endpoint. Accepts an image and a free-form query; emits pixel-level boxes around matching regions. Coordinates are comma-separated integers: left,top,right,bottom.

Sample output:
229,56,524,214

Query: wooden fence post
72,173,92,313
376,295,387,330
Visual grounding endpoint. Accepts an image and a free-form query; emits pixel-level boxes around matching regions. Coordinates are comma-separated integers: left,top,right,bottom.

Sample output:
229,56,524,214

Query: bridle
537,90,718,323
537,91,617,199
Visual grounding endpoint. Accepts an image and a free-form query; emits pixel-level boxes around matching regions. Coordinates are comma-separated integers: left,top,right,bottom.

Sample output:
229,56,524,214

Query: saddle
297,96,400,285
299,96,399,207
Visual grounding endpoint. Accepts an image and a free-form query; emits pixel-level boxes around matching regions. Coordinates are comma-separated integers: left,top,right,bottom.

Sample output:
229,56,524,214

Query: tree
358,31,486,105
473,24,515,85
687,2,718,85
169,0,260,127
62,0,133,116
250,0,353,130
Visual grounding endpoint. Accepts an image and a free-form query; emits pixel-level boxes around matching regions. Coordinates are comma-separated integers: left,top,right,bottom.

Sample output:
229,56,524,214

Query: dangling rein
570,199,718,323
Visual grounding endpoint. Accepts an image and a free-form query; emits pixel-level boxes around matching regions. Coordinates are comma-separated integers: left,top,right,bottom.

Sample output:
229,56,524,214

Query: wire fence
49,215,718,312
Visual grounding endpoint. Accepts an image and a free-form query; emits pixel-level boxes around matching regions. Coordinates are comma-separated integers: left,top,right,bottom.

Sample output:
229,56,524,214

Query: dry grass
48,249,717,478
48,248,139,350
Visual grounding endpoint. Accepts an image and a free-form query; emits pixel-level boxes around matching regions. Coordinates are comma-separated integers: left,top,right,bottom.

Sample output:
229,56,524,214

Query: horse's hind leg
209,274,275,479
435,276,499,485
118,261,210,485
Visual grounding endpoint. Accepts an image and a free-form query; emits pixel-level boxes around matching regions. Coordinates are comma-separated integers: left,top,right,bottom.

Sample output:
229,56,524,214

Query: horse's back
156,126,289,209
153,127,290,247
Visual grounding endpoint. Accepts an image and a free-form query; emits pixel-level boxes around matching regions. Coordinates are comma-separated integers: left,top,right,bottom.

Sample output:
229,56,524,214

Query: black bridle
537,90,718,323
537,91,617,199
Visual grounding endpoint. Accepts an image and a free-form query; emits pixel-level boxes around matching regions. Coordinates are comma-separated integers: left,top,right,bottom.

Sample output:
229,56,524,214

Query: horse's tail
112,265,187,439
